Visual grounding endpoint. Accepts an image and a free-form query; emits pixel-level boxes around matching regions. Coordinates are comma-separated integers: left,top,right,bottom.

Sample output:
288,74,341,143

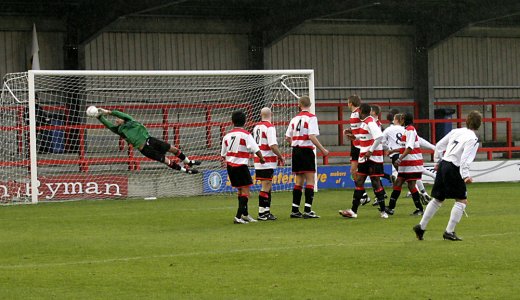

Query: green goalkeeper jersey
99,110,150,149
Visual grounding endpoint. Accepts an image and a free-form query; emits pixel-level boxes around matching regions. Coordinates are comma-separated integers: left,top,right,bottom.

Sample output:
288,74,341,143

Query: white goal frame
24,69,315,204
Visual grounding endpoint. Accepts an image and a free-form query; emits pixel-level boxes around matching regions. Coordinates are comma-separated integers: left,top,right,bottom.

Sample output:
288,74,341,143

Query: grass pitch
0,182,519,299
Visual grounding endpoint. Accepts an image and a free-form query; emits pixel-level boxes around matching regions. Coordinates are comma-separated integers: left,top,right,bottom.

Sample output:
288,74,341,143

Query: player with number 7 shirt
221,110,265,224
413,111,482,241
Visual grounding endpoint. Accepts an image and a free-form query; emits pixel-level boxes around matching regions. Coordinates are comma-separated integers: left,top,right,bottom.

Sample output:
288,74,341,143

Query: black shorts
357,160,384,177
292,147,316,174
255,169,274,181
431,160,467,201
139,137,171,163
397,172,423,182
390,154,399,169
227,165,253,188
350,144,360,162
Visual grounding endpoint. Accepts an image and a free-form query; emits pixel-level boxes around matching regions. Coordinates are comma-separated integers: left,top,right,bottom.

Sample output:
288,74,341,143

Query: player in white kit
413,111,482,241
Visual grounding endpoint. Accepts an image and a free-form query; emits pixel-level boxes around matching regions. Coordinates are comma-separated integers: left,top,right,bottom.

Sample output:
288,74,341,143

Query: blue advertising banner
203,165,393,194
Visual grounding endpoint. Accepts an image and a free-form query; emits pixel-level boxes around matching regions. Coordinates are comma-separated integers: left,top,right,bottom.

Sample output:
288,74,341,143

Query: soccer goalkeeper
96,108,200,174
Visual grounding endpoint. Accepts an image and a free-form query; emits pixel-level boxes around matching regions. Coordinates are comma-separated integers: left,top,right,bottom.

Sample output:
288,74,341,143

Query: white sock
419,199,442,230
446,202,466,233
183,158,190,164
391,166,398,178
416,180,425,192
423,168,436,179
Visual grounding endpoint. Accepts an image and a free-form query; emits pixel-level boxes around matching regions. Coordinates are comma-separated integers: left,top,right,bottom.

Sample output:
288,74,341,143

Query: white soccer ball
86,106,99,118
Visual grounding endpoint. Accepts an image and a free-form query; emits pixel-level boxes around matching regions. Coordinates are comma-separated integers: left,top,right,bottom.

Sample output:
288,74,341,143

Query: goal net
0,70,314,204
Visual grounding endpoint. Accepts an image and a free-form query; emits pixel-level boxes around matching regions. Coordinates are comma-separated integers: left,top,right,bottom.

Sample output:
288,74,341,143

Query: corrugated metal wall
0,31,64,79
84,32,249,70
432,36,520,99
266,34,415,100
2,23,520,104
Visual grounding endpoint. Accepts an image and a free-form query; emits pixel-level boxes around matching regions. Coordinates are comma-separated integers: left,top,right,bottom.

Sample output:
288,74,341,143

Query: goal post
1,69,315,204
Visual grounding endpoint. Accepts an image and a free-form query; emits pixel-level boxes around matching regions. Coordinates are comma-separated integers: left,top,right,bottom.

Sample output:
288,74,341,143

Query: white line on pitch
0,232,516,270
0,243,344,270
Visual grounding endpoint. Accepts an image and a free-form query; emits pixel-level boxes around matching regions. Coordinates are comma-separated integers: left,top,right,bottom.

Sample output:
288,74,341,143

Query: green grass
0,182,519,299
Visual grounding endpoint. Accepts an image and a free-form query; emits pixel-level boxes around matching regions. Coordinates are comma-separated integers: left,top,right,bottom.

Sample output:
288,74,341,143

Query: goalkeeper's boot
413,224,425,240
185,168,199,174
187,160,202,167
303,211,320,219
443,231,462,241
168,161,182,170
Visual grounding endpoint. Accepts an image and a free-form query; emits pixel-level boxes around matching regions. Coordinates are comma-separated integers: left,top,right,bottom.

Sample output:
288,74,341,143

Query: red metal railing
1,102,518,171
434,100,520,142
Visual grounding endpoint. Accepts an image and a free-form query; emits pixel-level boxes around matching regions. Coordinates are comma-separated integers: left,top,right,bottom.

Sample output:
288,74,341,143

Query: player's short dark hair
466,110,482,130
232,110,246,127
403,112,414,126
387,108,399,122
371,105,381,115
348,94,361,107
359,103,371,115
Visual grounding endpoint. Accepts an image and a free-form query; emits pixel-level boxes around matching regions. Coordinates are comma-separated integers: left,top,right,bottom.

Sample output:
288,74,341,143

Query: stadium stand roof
1,0,520,47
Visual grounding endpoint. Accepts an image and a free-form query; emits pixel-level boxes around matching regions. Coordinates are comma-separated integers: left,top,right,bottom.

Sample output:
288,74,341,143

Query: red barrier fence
434,100,520,142
1,101,518,170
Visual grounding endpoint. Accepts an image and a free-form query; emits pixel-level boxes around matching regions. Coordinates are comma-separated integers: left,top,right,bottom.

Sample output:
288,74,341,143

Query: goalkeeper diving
96,108,201,174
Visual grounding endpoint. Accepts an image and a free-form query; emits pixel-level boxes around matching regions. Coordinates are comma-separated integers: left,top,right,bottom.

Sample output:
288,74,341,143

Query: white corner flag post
29,23,40,203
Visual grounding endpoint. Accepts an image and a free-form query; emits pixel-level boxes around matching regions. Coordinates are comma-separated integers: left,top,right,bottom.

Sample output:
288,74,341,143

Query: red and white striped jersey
358,116,384,163
375,118,382,129
221,128,260,167
349,108,362,148
285,111,319,149
399,125,424,173
252,121,278,170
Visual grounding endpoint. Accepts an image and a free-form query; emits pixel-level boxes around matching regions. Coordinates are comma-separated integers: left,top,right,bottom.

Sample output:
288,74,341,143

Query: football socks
419,198,442,230
292,185,302,213
304,185,314,213
446,202,466,233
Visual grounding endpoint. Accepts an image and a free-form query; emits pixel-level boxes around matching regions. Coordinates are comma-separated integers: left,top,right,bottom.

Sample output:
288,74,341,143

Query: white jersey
285,110,319,149
221,128,260,167
252,121,278,170
382,124,404,156
383,124,435,155
435,127,479,179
